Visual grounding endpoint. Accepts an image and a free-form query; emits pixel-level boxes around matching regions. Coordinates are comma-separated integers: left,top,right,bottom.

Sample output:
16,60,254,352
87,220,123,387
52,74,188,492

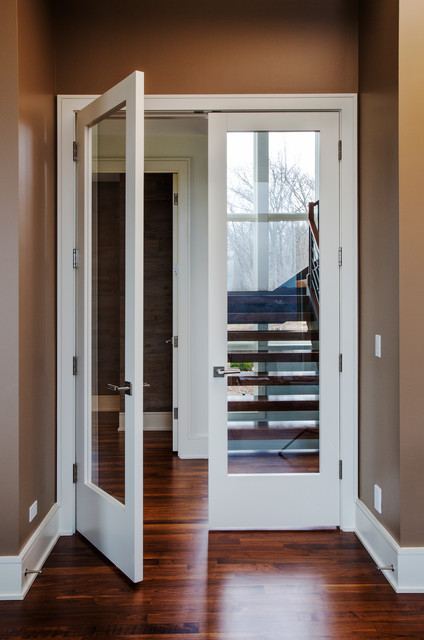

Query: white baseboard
118,411,173,431
355,499,424,593
0,503,60,600
92,395,120,412
143,412,172,431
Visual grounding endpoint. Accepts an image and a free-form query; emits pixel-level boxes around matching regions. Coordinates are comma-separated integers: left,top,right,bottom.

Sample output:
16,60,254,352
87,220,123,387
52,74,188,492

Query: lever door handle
213,366,241,377
143,382,150,387
107,381,132,396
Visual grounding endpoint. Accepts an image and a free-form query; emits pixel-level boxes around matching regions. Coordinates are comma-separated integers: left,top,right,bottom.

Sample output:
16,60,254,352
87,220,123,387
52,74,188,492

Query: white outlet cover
375,334,382,358
374,484,382,514
29,500,38,523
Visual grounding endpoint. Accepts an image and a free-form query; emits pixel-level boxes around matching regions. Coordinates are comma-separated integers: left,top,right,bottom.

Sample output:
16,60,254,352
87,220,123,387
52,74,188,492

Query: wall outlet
375,334,382,358
374,484,382,514
29,500,38,523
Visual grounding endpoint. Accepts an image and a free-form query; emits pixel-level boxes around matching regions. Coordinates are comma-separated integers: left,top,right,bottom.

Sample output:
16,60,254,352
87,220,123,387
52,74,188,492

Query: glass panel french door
75,71,144,581
209,112,340,529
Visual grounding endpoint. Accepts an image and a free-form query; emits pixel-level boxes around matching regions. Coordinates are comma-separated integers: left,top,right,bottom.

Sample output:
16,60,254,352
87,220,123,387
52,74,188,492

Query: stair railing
307,200,319,317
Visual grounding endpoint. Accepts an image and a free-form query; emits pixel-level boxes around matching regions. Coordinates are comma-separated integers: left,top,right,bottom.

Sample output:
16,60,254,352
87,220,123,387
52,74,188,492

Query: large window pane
227,131,320,475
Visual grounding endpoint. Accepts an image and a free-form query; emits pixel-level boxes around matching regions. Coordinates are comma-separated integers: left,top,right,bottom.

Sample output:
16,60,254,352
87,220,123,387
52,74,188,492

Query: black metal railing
308,201,319,316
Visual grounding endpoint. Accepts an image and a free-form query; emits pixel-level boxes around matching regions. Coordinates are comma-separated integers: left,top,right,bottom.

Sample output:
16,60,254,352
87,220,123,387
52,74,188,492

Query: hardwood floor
1,431,424,639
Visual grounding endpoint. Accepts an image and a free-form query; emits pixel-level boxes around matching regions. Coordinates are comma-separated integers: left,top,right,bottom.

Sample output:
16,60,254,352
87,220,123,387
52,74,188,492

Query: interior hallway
1,431,424,639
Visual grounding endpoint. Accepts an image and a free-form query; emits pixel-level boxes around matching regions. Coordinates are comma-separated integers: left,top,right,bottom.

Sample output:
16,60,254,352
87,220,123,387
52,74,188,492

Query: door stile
75,71,144,583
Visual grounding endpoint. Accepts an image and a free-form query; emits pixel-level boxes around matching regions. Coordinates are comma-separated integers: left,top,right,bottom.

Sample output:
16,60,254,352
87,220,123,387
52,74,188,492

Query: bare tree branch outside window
227,147,315,291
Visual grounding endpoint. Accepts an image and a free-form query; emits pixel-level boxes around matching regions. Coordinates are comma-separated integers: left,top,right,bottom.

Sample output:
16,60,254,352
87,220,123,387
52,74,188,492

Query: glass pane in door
90,107,126,503
227,131,320,474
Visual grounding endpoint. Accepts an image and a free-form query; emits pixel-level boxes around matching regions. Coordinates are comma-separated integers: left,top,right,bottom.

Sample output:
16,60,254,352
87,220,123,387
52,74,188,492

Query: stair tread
228,419,319,427
228,398,319,411
228,345,319,356
228,350,319,363
228,312,315,323
228,293,305,298
227,373,319,386
228,394,319,401
228,330,319,341
228,426,319,440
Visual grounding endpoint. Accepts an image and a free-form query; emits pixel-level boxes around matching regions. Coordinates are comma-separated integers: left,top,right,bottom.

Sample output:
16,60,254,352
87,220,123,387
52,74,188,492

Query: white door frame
75,71,145,581
57,93,357,535
144,159,191,453
209,111,341,529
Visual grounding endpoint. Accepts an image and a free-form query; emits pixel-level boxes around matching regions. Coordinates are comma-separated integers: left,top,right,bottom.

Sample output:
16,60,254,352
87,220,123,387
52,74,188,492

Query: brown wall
17,0,56,549
0,0,21,556
17,0,56,548
358,1,400,540
54,0,358,95
399,0,424,547
0,0,56,555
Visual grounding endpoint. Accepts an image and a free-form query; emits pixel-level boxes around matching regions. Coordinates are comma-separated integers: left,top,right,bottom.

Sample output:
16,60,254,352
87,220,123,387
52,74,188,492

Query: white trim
57,92,357,537
75,72,145,583
118,412,173,431
338,97,358,531
143,411,172,430
57,96,99,537
355,499,424,593
92,395,120,411
209,111,342,530
0,504,60,600
144,158,191,456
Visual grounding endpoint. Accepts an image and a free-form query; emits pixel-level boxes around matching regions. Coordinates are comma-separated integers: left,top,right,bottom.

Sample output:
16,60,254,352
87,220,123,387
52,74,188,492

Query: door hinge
173,264,178,277
339,460,343,480
338,246,343,267
73,463,78,483
73,356,78,376
339,353,343,373
338,139,342,161
174,407,178,420
73,141,78,162
73,248,79,269
173,193,179,206
173,336,178,348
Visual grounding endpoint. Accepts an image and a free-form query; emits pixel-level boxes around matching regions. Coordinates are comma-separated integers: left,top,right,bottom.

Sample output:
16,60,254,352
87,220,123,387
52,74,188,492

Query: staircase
226,277,320,471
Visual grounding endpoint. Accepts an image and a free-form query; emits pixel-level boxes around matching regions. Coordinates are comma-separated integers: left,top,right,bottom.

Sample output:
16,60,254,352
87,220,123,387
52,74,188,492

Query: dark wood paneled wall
95,173,173,413
94,176,125,397
144,173,173,413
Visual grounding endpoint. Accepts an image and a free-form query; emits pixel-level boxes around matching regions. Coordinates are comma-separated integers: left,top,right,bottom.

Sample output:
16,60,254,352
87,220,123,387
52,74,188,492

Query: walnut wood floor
2,432,424,639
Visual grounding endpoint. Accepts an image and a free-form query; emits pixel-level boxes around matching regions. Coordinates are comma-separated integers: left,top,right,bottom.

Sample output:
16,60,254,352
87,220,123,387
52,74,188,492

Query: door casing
57,93,357,536
144,160,191,453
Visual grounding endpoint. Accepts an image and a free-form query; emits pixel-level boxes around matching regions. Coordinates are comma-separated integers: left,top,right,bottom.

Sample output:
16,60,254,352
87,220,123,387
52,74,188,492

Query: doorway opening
143,172,175,439
56,92,357,583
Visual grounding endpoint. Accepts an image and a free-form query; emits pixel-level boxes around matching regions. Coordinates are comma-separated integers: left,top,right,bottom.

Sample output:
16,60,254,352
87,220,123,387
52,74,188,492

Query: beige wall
0,0,359,556
0,0,56,555
54,0,358,95
6,0,424,557
358,0,400,540
0,0,20,556
399,0,424,547
17,0,56,549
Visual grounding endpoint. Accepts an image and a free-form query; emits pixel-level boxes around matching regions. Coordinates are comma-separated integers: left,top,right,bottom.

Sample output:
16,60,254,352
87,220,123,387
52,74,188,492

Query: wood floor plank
1,431,424,639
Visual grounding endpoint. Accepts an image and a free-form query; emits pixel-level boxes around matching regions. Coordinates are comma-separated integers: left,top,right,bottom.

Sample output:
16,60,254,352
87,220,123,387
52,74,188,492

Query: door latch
213,366,241,377
106,382,132,396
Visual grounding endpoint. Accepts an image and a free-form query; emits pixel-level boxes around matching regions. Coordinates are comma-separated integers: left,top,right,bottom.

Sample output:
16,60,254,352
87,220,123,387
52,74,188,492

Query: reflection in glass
90,108,126,502
227,131,320,475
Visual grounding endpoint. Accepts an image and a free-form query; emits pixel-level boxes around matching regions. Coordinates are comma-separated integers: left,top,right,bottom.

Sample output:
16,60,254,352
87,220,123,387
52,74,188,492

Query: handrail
307,200,320,316
308,200,319,249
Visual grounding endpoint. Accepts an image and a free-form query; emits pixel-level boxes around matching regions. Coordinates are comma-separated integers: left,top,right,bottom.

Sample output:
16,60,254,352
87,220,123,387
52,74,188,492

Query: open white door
75,71,144,581
208,111,340,529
